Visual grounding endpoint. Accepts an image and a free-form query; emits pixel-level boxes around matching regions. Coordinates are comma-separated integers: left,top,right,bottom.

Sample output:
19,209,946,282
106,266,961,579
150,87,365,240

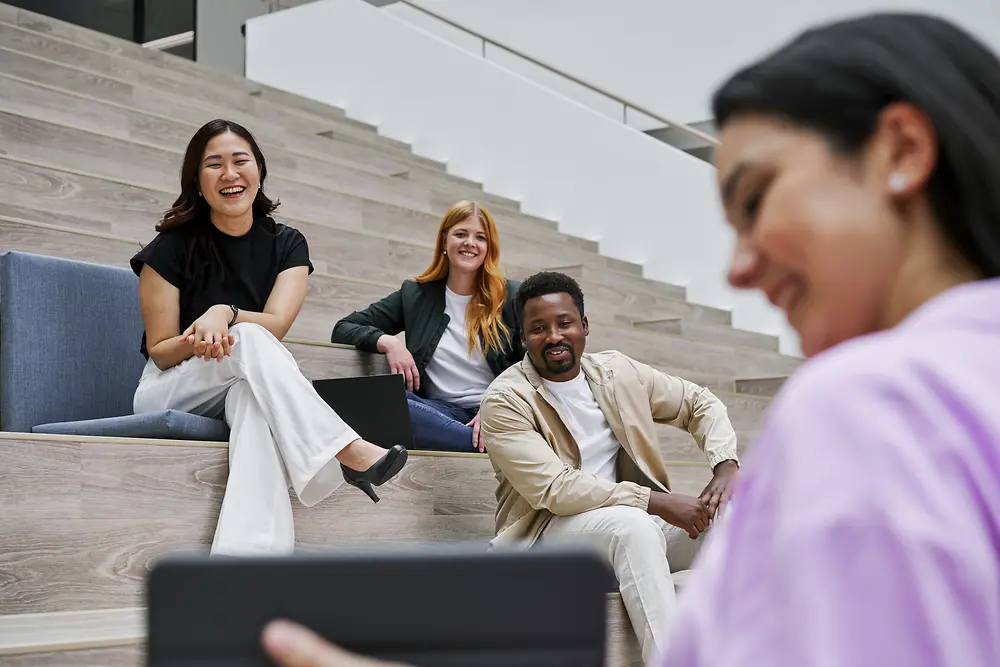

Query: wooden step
0,189,735,331
0,597,643,666
0,644,140,667
0,106,602,267
0,22,425,168
0,20,605,248
547,263,686,302
0,214,798,382
734,376,788,397
629,316,780,352
0,10,652,271
0,214,705,338
0,29,521,222
0,1,419,163
0,215,799,381
0,68,410,180
0,608,141,656
0,433,712,618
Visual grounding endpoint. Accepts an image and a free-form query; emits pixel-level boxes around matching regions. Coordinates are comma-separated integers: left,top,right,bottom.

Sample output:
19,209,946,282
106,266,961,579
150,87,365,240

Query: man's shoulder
483,360,532,404
583,349,637,371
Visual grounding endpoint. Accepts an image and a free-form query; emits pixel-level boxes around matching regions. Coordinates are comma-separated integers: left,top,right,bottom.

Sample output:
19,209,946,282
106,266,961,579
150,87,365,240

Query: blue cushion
0,251,148,432
32,409,231,441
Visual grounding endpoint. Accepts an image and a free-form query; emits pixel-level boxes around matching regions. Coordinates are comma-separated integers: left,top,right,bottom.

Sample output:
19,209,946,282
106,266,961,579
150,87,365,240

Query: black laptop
312,374,414,449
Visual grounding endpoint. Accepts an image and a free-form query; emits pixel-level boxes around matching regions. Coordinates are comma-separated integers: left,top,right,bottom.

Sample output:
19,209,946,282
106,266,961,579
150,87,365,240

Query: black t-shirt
130,216,314,358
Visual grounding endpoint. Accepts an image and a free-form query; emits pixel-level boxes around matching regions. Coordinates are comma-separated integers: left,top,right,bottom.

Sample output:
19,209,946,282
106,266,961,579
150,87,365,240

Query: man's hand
466,412,484,452
699,459,739,519
262,620,411,667
648,491,710,539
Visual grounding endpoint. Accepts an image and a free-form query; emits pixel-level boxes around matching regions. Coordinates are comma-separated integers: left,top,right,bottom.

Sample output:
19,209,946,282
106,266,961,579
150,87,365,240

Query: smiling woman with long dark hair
130,119,407,556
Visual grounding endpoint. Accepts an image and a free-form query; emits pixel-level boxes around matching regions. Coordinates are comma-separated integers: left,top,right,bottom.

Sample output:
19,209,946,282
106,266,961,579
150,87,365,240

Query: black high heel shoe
341,445,408,503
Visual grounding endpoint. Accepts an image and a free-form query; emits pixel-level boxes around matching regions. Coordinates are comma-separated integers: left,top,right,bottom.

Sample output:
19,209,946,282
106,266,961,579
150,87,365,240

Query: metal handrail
396,0,718,146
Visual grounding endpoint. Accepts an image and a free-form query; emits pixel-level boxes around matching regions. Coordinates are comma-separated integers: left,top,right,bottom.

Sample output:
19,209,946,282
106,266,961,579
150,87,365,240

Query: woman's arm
138,265,195,371
331,288,405,352
184,266,309,359
245,265,309,340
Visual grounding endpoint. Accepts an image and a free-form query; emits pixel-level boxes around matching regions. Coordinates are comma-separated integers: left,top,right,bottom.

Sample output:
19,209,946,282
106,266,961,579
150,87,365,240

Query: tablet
146,543,615,667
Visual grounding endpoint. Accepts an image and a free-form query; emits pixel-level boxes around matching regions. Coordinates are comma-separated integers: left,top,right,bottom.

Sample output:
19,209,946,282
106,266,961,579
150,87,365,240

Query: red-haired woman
333,201,522,452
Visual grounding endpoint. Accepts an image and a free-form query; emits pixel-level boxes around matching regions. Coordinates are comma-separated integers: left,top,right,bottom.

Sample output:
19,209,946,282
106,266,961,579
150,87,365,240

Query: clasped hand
183,304,236,362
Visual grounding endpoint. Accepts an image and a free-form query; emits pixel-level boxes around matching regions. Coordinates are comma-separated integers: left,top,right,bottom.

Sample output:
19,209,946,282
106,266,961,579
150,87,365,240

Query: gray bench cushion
1,251,228,440
32,409,231,441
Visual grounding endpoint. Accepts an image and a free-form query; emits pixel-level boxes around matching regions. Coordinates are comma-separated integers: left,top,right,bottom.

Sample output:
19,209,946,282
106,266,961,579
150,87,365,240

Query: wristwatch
228,304,239,327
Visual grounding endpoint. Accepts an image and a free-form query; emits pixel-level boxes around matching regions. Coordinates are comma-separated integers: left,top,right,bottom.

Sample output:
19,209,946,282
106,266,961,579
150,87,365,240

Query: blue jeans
406,391,478,452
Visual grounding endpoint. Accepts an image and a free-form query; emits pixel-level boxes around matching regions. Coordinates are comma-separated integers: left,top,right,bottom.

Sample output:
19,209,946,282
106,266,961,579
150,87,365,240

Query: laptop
313,374,414,449
147,543,613,667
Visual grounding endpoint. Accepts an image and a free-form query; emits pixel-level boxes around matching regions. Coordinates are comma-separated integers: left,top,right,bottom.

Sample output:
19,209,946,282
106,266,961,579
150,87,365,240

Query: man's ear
582,315,589,337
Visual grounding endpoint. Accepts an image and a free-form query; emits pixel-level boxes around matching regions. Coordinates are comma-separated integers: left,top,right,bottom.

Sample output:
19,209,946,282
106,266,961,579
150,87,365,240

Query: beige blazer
479,350,739,545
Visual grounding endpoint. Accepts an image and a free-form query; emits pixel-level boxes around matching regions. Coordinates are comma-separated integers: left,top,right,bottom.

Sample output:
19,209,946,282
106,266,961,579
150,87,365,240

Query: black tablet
146,543,615,667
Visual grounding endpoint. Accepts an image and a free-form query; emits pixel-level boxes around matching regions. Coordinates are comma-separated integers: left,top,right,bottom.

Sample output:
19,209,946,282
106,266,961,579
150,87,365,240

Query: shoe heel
358,480,380,503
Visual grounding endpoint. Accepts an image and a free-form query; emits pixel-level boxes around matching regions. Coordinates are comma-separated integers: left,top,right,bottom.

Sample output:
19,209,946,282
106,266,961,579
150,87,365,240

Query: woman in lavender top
658,12,1000,667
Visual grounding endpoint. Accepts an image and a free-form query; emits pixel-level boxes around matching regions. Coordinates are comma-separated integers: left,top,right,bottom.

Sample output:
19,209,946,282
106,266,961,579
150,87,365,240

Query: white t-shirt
423,287,496,409
541,371,621,482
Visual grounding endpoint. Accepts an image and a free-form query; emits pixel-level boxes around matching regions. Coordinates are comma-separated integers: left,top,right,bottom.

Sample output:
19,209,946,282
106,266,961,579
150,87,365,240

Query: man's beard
542,342,577,374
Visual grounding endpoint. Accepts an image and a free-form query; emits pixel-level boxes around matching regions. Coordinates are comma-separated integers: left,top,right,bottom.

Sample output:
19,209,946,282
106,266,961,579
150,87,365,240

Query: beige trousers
544,506,704,663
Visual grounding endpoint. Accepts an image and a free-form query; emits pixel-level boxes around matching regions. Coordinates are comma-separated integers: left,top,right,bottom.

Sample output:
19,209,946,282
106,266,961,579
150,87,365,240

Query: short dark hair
712,13,1000,278
516,271,585,320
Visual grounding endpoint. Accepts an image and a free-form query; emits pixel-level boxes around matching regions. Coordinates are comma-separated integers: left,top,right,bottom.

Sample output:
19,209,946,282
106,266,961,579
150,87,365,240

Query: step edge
0,593,631,655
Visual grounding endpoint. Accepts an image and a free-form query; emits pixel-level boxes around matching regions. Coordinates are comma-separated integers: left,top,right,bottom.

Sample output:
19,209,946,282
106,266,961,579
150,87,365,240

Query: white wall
196,0,316,75
397,0,1000,126
245,0,796,354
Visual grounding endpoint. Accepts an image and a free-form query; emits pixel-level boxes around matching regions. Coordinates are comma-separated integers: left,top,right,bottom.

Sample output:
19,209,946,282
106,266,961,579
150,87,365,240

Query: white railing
244,0,797,355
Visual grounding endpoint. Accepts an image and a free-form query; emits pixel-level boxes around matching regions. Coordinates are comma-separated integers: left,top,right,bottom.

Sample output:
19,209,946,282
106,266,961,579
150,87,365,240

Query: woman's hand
377,335,420,392
466,412,484,452
186,305,235,362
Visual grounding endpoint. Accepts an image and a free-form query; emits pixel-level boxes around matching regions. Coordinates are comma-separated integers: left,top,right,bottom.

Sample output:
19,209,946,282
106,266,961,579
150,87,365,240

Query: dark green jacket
332,279,524,389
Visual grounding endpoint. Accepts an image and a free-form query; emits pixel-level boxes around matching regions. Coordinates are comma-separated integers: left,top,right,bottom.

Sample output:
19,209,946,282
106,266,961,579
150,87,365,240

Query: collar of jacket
518,351,611,390
516,352,665,488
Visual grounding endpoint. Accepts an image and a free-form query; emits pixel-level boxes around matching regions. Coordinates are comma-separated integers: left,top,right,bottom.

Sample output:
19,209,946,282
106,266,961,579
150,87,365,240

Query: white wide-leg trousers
133,323,361,556
544,506,705,663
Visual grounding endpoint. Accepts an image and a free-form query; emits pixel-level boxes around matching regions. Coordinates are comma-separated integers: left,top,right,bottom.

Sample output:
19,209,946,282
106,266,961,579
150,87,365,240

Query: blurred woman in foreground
659,11,1000,667
259,11,1000,667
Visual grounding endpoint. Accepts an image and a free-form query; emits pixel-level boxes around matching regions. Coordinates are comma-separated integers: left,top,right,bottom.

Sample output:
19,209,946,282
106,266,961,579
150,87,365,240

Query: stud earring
888,173,907,193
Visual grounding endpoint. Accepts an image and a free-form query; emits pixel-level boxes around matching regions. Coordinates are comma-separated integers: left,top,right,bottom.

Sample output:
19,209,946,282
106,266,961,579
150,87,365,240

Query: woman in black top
332,201,522,453
131,119,407,556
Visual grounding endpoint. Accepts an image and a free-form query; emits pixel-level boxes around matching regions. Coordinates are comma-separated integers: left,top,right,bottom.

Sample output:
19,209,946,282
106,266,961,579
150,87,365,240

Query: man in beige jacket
479,271,741,662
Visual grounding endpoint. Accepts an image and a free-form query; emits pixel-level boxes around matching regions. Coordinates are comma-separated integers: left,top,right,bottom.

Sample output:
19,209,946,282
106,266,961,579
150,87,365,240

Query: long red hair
414,201,511,356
